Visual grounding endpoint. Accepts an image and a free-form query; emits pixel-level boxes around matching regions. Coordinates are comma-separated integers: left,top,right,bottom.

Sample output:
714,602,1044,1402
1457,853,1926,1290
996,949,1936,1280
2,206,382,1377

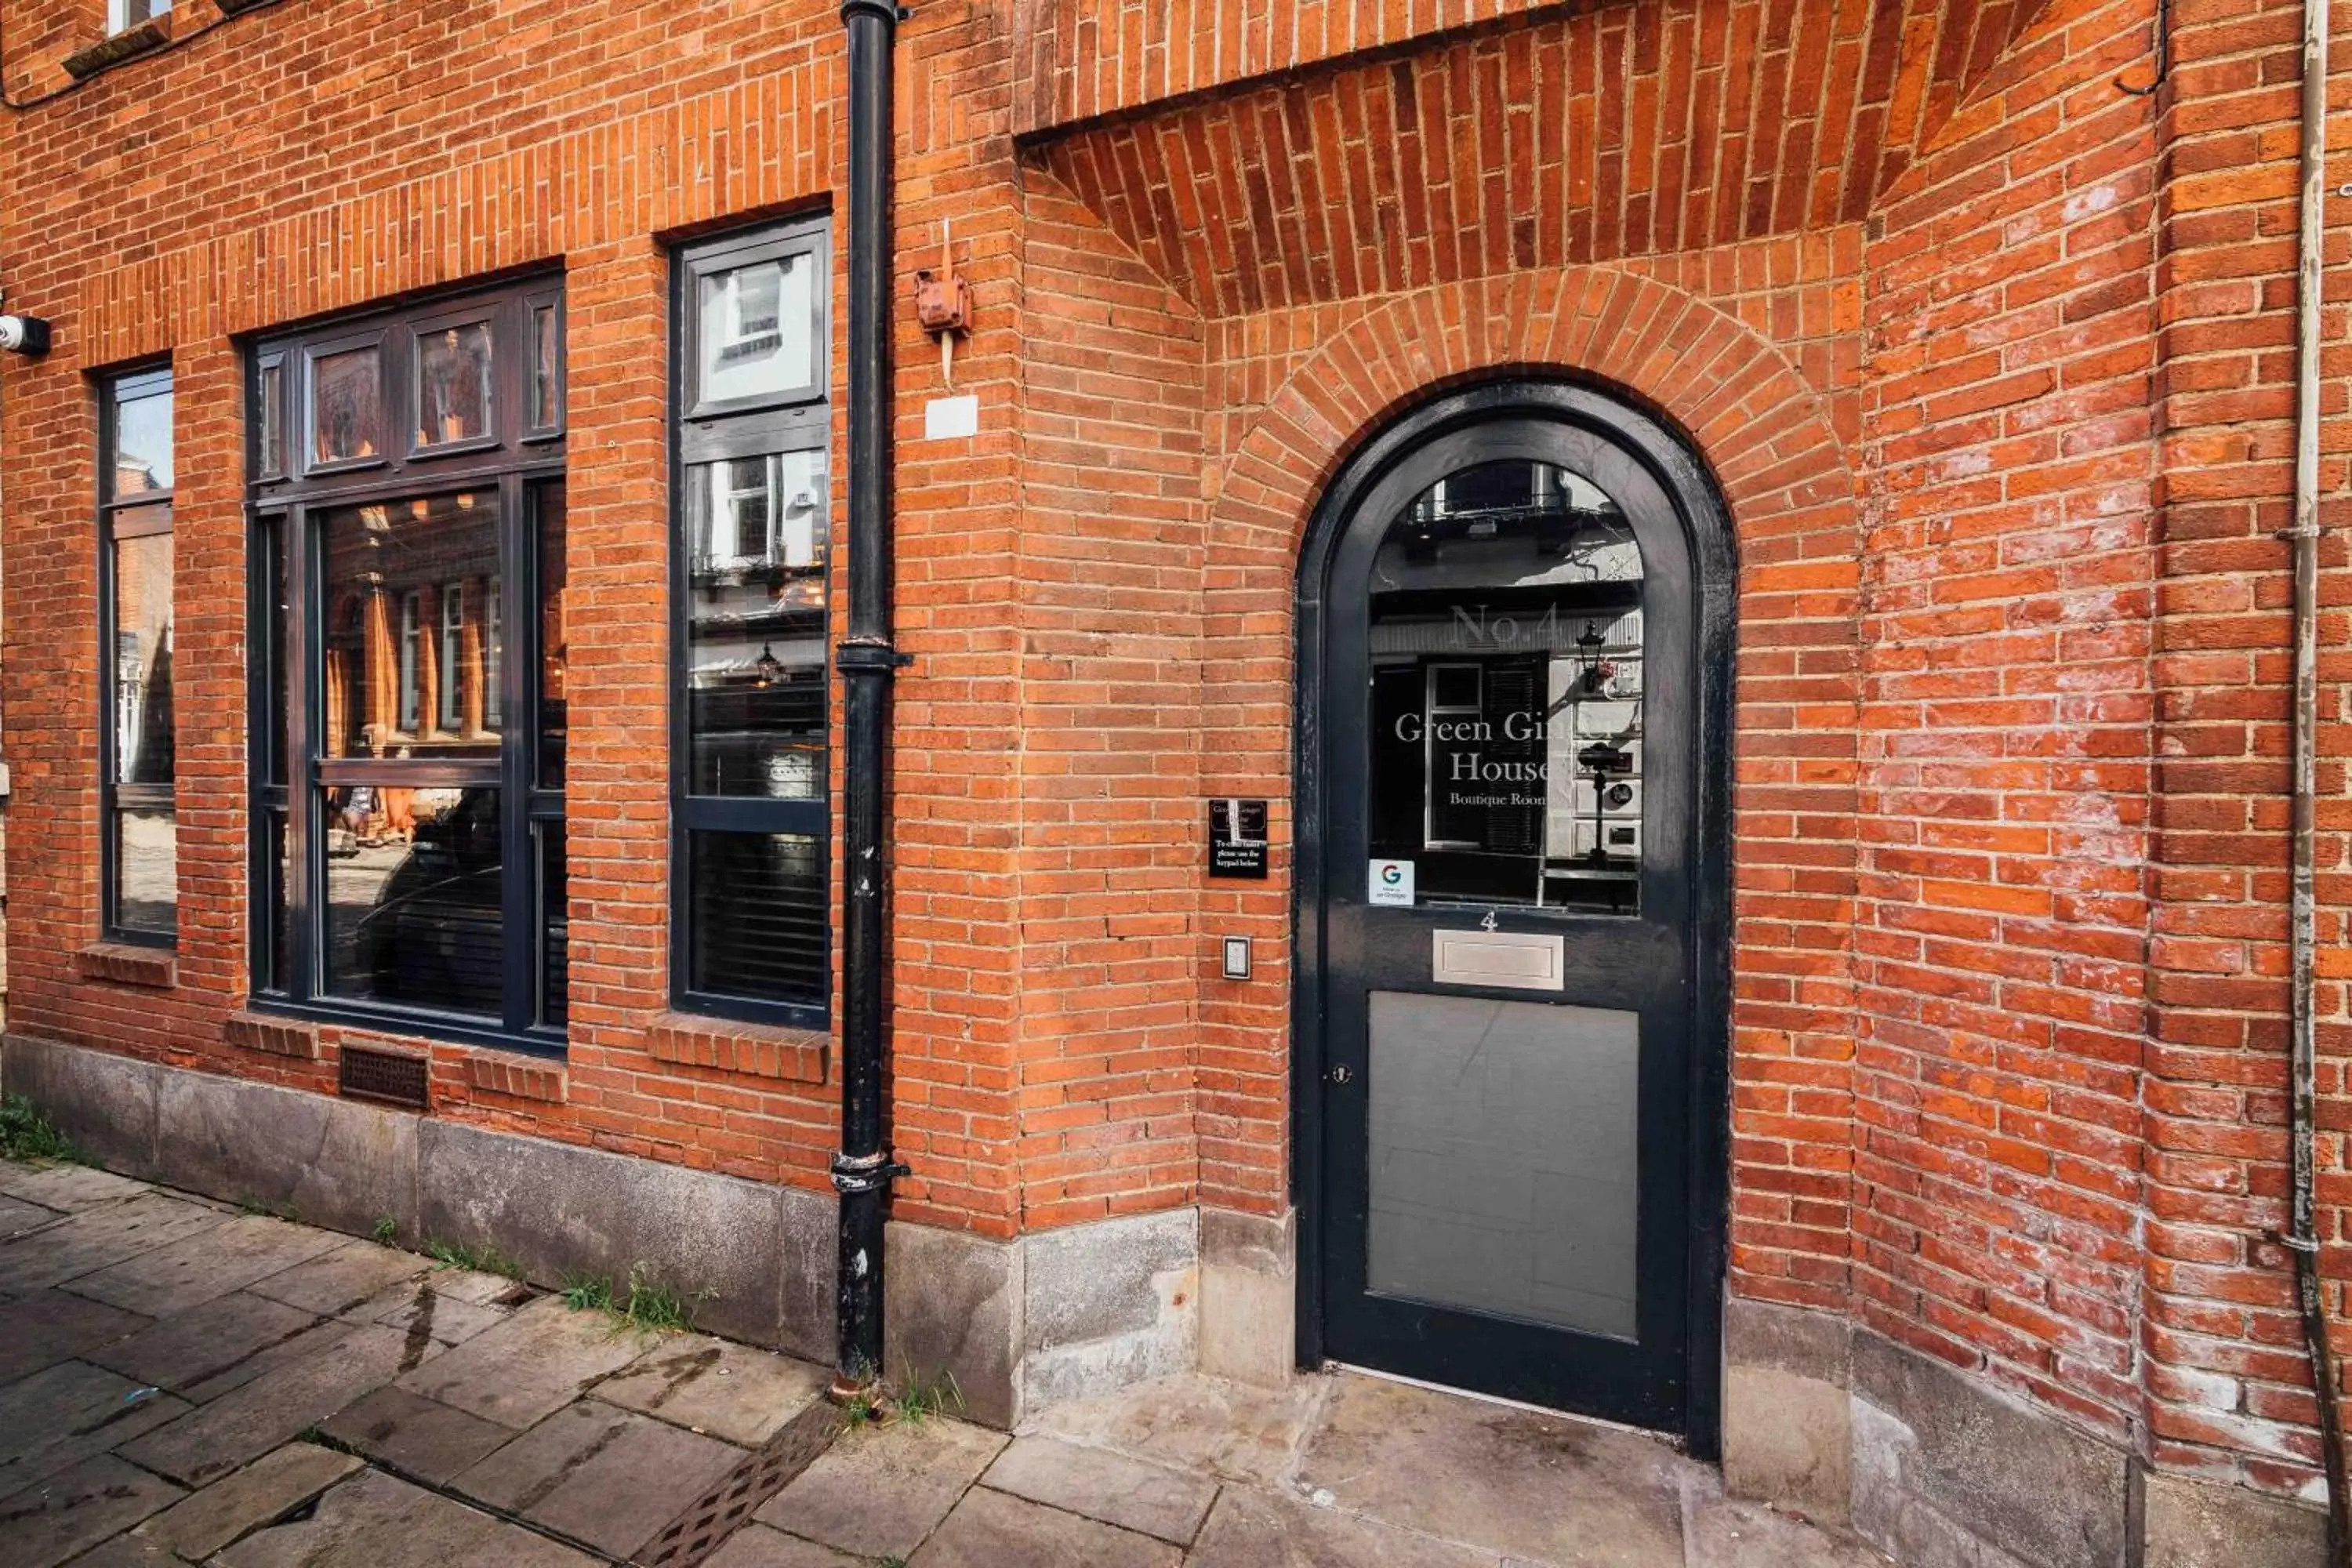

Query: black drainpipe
831,0,905,1400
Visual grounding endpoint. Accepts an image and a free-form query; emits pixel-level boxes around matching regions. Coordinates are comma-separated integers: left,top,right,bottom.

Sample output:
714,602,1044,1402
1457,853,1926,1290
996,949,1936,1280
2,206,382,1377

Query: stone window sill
62,16,170,81
646,1011,828,1084
225,1010,318,1060
216,0,281,13
75,942,175,989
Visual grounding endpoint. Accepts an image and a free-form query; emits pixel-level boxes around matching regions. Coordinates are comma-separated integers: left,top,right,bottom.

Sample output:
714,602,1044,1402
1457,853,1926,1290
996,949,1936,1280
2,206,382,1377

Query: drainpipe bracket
835,641,913,674
831,1152,911,1196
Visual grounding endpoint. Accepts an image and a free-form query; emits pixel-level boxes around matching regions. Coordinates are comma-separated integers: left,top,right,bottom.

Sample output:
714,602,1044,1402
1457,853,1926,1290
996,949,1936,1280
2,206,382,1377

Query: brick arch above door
1194,264,1863,1322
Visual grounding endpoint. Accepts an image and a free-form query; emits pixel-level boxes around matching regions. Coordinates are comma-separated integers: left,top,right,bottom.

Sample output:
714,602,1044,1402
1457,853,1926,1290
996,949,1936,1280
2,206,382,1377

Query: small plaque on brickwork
1208,798,1269,879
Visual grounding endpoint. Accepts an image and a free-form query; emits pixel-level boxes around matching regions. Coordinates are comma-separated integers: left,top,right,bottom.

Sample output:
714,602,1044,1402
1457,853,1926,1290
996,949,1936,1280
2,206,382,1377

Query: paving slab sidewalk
0,1153,1889,1568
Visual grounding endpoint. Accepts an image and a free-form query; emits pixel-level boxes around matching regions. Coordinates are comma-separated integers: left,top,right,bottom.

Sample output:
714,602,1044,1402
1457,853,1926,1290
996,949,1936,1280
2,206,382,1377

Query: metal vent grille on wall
339,1044,430,1109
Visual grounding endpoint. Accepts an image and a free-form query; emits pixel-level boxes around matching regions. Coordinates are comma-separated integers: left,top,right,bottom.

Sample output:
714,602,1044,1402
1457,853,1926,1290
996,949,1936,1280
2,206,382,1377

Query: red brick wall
1860,0,2161,1445
0,0,858,1202
4,0,2347,1502
2141,0,2352,1495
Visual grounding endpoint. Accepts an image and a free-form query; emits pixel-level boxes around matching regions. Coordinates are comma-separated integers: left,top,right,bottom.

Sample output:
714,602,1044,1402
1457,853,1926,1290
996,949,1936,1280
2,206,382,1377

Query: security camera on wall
0,315,51,356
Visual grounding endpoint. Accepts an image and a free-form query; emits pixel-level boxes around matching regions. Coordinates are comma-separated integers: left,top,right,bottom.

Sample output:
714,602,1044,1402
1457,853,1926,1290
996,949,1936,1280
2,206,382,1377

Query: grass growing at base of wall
0,1094,82,1163
561,1261,712,1334
844,1368,966,1430
426,1238,528,1281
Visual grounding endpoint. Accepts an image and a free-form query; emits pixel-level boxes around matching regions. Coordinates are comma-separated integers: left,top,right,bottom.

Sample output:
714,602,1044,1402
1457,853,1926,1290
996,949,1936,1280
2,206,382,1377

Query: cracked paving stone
66,1214,347,1319
991,1435,1218,1545
116,1323,430,1489
0,1163,148,1214
591,1333,829,1446
1186,1486,1503,1568
321,1385,512,1485
85,1290,321,1397
215,1466,598,1568
0,1194,230,1295
756,1417,1007,1560
979,1434,1218,1545
0,1194,59,1240
392,1294,656,1429
452,1396,745,1560
245,1238,430,1317
908,1486,1181,1568
0,1362,190,1506
0,1452,183,1568
0,1291,152,1385
136,1439,365,1561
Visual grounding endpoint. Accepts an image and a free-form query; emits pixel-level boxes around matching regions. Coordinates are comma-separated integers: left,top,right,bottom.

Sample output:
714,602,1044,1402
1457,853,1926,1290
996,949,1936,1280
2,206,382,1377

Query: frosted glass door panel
1366,991,1639,1339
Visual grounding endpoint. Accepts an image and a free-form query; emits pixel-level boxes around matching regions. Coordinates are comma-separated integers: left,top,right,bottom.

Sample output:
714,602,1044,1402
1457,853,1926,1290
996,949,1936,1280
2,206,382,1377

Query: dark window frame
248,277,567,1055
670,216,833,1029
98,363,177,947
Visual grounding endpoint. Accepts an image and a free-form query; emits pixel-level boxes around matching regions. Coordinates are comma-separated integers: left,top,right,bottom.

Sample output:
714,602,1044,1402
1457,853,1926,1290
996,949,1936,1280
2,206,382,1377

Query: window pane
256,361,284,479
685,450,827,798
539,822,567,1029
113,525,175,786
259,808,290,995
1364,459,1644,915
321,492,500,758
262,517,290,788
415,320,494,448
538,481,568,787
312,346,382,464
698,253,815,405
113,808,177,938
438,587,463,731
531,305,561,430
323,785,501,1017
111,384,172,495
688,831,826,1007
110,0,168,33
397,591,422,734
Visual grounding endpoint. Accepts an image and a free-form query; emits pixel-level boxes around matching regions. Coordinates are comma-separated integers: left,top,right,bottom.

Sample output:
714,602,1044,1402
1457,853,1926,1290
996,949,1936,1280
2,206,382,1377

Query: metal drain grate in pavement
635,1396,846,1566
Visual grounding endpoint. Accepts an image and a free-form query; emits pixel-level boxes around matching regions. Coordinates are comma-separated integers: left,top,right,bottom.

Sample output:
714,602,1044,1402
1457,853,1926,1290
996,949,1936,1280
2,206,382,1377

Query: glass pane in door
1365,459,1646,914
1367,991,1639,1339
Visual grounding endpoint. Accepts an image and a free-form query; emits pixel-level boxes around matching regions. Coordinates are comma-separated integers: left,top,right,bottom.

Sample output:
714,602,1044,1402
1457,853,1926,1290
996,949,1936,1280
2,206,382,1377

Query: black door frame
1290,377,1737,1457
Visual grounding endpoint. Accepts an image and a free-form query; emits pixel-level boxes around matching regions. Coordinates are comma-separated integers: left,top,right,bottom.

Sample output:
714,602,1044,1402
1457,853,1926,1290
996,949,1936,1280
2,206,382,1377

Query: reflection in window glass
438,586,464,732
256,360,285,480
111,386,173,495
114,810,178,937
321,493,501,758
698,254,815,405
538,482,568,787
539,823,568,1028
259,808,291,995
313,346,382,463
113,529,175,786
686,451,826,798
532,306,561,430
322,786,503,1017
1365,459,1644,914
397,590,423,734
416,321,494,448
107,0,168,34
688,832,827,1006
486,575,503,729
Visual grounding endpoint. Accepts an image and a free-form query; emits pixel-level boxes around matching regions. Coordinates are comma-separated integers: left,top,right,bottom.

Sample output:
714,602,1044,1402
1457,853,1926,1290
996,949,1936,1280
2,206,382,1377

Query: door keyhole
1327,1064,1356,1086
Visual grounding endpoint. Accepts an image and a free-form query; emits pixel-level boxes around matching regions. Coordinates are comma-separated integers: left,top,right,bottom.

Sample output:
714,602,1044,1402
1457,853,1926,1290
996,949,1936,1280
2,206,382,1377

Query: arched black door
1294,382,1733,1446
